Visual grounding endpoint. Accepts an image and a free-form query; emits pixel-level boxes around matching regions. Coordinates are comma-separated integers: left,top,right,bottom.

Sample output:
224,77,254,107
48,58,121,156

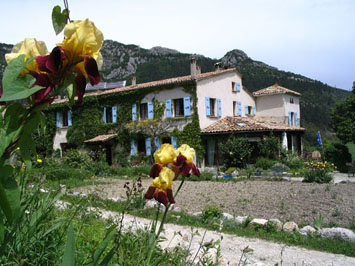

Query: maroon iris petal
31,73,53,103
180,162,192,177
75,72,86,106
156,191,169,206
84,56,101,85
150,164,162,178
166,189,175,204
0,87,5,105
173,155,187,168
191,163,200,177
144,186,156,200
36,46,64,74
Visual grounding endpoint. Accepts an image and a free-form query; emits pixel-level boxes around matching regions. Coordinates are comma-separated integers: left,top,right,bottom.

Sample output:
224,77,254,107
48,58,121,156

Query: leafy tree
330,83,355,143
258,134,282,160
219,135,253,168
324,142,352,173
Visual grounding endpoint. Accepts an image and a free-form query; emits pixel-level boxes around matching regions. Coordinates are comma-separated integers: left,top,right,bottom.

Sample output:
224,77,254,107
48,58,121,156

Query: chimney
214,62,222,71
190,57,197,79
131,76,136,86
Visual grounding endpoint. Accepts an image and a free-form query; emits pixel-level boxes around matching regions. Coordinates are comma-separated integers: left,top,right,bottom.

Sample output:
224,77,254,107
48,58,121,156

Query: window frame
62,111,69,127
209,98,216,117
139,103,148,120
173,98,184,117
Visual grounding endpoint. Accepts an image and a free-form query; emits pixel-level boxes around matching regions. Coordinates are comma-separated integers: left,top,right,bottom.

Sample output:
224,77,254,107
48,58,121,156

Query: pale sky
1,0,354,90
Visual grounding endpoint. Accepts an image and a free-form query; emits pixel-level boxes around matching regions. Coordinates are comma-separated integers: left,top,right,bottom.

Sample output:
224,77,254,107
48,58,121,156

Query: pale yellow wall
53,128,68,153
196,71,255,129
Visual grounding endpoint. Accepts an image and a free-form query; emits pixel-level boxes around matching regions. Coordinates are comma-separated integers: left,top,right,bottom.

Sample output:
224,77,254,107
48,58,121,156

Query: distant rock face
149,46,180,56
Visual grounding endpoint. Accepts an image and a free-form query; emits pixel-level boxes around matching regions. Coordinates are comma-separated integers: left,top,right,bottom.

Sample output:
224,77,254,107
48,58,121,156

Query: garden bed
74,178,355,227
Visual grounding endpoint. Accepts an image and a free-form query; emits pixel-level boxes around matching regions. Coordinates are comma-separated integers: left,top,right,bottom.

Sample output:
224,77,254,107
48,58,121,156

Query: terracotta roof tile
84,134,117,143
253,84,301,96
201,116,305,134
53,68,240,104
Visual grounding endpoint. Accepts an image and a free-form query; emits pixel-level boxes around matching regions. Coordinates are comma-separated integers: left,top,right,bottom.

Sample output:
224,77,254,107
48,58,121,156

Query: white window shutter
130,140,136,156
171,136,177,149
56,112,61,128
145,138,151,155
166,99,172,118
252,107,256,116
205,97,210,116
288,112,292,126
112,106,117,123
244,105,249,115
148,101,154,119
103,107,107,124
132,104,137,121
68,111,72,126
217,98,222,117
184,96,191,116
154,137,161,151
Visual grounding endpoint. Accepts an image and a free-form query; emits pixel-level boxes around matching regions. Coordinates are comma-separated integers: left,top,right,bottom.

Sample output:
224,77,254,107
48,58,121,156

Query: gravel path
75,178,355,227
86,207,355,266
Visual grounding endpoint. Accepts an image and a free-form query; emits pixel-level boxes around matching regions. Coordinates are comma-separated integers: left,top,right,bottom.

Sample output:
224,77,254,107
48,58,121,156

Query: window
232,82,236,92
162,137,171,144
137,138,146,154
62,111,68,127
233,101,237,116
288,112,295,126
210,98,216,116
173,98,184,117
248,106,252,115
105,108,112,123
140,103,148,120
290,97,294,104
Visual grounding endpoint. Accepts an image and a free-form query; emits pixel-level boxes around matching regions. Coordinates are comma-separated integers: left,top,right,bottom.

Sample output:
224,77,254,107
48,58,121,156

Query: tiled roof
53,68,240,104
84,134,117,143
201,116,305,134
253,84,301,96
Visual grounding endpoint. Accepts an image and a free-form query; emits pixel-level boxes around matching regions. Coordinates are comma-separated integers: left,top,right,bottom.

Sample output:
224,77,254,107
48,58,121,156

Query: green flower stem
146,177,186,264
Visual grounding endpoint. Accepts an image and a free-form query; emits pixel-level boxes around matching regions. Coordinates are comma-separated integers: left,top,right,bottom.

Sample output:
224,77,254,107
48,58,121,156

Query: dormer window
290,97,294,104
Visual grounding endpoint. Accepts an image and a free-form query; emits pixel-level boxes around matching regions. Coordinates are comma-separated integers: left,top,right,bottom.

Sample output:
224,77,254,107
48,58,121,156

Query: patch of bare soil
75,179,355,227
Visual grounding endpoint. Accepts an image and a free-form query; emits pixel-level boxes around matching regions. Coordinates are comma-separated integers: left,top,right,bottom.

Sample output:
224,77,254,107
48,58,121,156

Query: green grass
346,142,355,161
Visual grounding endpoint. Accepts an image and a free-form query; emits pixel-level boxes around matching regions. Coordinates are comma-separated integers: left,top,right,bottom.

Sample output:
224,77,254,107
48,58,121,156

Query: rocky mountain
0,40,350,146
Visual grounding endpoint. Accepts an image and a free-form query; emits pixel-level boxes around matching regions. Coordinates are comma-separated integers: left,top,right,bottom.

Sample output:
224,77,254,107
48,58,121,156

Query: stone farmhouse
51,58,305,166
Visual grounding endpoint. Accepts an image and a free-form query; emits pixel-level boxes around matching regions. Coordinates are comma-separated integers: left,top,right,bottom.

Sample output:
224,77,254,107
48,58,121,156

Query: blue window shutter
130,140,136,156
68,111,72,126
56,112,61,128
132,104,137,121
238,102,242,116
288,112,292,126
148,101,154,119
184,96,191,116
145,138,151,155
103,107,107,124
236,82,241,92
295,112,298,126
205,97,210,116
154,137,161,150
252,107,256,116
112,106,117,123
166,99,172,118
217,98,222,117
171,136,177,149
244,105,249,115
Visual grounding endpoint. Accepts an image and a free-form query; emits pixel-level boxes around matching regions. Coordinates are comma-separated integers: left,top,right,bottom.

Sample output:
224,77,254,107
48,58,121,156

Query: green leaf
92,224,117,265
0,221,4,243
3,55,29,88
1,74,43,102
66,84,74,106
0,165,20,225
52,6,68,35
62,224,75,266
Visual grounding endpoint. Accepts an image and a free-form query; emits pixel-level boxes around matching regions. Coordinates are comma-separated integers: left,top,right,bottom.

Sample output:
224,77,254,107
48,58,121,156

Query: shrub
219,136,253,168
201,205,223,224
303,169,333,183
258,134,281,160
255,157,277,170
283,153,305,170
64,149,93,170
28,165,94,181
324,142,352,173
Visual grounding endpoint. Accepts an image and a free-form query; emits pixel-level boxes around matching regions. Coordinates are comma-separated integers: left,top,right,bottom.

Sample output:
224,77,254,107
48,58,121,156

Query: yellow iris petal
5,38,48,74
58,19,104,63
151,167,174,191
177,144,195,163
153,144,178,165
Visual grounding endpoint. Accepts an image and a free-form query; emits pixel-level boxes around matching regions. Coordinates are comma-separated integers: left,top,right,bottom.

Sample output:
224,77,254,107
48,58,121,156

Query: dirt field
75,178,355,227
